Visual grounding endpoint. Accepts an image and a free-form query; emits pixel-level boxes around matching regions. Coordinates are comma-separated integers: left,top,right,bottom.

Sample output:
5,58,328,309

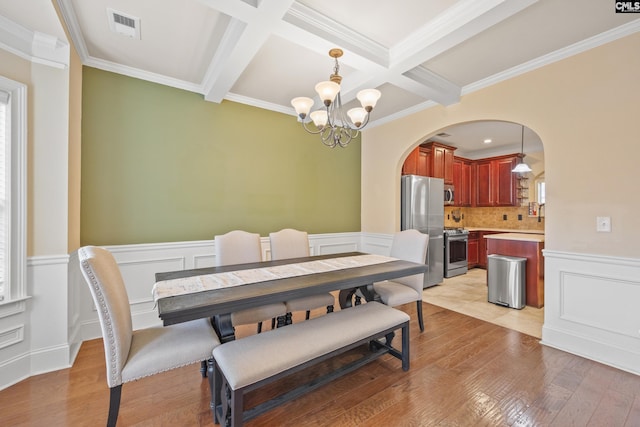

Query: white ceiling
1,0,639,157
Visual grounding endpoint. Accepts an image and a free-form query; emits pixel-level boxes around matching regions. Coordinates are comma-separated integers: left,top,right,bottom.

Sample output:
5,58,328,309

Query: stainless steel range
444,227,469,278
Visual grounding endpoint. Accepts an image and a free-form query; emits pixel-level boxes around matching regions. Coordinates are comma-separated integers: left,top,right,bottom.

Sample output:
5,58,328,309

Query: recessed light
483,138,492,144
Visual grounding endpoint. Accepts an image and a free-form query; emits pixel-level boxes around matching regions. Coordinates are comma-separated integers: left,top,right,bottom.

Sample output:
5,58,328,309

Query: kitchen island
485,233,545,308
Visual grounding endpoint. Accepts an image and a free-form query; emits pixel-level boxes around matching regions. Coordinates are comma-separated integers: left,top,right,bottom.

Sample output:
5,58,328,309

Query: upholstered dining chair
372,229,429,332
214,230,288,333
269,229,335,323
78,246,221,427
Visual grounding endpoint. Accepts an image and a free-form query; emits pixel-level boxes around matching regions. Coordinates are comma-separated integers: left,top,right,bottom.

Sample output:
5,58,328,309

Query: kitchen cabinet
401,146,430,176
485,233,545,308
477,230,501,269
402,142,455,182
468,231,479,267
401,146,419,175
430,143,455,184
453,157,473,206
474,155,518,207
404,148,520,208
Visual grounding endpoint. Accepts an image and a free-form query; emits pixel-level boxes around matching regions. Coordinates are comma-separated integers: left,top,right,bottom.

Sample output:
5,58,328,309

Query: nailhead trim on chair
81,250,121,386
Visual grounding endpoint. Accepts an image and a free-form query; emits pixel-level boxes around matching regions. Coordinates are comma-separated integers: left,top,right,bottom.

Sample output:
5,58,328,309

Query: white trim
542,250,640,376
0,76,27,303
4,237,640,391
0,324,24,349
284,2,387,66
27,254,69,266
0,15,69,69
542,249,640,267
0,297,29,318
462,20,640,96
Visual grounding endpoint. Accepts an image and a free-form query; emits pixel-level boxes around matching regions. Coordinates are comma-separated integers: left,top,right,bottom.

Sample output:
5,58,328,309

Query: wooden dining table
154,251,428,342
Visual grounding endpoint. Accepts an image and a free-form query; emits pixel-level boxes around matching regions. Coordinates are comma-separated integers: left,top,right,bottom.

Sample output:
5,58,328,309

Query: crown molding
225,92,295,116
55,0,89,61
463,19,640,96
0,15,69,69
284,2,388,67
83,56,204,94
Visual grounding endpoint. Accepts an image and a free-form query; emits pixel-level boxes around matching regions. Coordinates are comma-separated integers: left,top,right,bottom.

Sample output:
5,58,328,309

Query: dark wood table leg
357,284,382,304
212,314,235,343
338,284,382,309
338,288,357,309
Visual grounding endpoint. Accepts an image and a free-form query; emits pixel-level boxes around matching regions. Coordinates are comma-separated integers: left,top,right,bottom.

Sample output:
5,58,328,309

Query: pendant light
512,125,532,173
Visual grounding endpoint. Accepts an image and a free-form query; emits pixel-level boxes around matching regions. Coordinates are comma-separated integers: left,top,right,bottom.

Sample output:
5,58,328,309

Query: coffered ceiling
1,0,639,156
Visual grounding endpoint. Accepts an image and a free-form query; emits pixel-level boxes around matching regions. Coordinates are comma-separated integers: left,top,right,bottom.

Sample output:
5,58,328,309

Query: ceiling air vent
436,132,451,137
107,8,141,39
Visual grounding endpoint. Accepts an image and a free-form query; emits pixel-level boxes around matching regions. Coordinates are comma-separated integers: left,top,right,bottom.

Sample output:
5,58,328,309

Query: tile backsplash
444,206,544,231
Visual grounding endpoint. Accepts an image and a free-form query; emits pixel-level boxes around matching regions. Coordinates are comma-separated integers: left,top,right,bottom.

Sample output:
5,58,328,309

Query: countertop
465,227,544,235
483,233,545,243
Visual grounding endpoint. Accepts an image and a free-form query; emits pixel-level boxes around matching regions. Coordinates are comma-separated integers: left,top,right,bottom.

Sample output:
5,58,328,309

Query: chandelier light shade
512,125,532,173
291,48,381,148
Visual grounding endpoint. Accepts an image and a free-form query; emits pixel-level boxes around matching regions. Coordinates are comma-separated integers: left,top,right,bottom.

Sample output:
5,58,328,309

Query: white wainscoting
10,235,637,392
542,250,640,376
77,232,369,341
0,255,70,390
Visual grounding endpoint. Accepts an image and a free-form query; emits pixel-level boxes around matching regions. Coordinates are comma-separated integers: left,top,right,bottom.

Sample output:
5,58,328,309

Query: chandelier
291,48,381,148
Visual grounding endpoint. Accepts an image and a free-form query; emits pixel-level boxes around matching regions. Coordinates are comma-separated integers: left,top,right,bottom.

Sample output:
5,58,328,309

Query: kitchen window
0,76,27,305
537,181,545,205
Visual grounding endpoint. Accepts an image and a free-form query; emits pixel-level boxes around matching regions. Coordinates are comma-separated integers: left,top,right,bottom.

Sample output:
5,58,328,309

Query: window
537,181,546,205
0,76,27,304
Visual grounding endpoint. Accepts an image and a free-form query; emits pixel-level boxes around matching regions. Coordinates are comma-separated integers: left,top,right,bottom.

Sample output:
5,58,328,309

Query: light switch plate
596,216,611,232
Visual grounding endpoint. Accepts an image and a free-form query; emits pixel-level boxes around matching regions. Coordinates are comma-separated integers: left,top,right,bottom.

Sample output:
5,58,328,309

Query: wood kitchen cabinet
403,146,520,208
429,143,455,184
453,157,473,206
401,146,430,176
474,155,518,207
468,231,479,267
401,142,453,181
477,230,501,269
401,146,419,175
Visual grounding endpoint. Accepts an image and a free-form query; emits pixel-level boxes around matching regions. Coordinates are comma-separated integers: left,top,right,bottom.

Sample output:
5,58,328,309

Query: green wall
81,67,361,245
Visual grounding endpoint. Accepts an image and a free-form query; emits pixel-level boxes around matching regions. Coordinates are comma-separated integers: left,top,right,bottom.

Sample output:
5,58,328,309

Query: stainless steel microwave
444,184,455,205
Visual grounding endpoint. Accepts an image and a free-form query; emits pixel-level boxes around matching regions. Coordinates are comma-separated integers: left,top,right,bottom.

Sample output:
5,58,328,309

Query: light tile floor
422,268,543,338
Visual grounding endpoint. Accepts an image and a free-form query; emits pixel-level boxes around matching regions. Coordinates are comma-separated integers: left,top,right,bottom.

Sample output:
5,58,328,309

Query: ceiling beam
202,0,295,103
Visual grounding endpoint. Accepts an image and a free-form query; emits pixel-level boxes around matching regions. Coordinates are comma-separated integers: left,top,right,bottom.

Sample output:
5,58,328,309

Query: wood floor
1,302,639,426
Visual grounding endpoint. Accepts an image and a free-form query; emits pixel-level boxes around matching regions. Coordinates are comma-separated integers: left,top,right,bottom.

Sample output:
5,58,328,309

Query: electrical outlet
503,214,507,220
596,216,611,232
518,214,522,221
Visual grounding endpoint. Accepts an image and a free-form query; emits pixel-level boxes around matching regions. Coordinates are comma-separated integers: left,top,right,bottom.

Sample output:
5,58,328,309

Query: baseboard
541,325,640,376
0,351,30,390
29,343,72,376
0,343,71,391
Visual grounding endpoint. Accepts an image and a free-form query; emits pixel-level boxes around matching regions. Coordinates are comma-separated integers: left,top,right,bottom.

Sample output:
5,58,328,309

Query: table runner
152,254,397,302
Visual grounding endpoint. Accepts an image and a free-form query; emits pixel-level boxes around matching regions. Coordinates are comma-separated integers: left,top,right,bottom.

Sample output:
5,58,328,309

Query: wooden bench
209,301,410,426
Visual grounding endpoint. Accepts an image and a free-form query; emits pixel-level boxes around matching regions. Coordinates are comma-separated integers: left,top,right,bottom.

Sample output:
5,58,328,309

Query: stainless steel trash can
487,254,526,309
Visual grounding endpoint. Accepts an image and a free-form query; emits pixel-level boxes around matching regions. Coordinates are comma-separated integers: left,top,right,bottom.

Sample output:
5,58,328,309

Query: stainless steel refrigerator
401,175,445,288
